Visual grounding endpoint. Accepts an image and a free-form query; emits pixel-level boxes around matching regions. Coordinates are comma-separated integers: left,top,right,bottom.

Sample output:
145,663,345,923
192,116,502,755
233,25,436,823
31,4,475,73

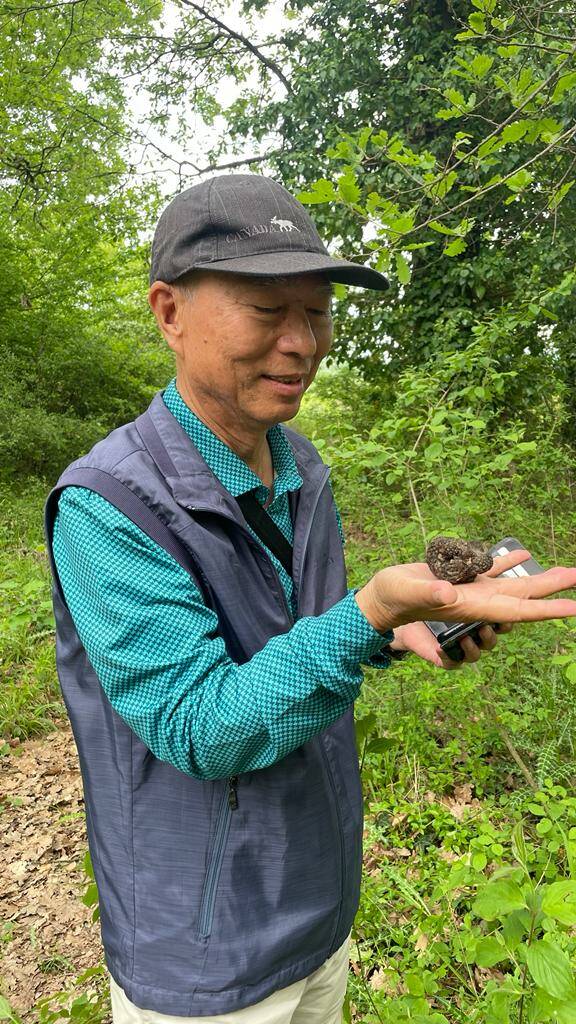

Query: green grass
0,476,63,739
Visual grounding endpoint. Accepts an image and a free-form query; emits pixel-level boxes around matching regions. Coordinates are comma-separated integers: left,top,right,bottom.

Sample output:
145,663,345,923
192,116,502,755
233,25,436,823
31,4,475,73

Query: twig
177,0,292,92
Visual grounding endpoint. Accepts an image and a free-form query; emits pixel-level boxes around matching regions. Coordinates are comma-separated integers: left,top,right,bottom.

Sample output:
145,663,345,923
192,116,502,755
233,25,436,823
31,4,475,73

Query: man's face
166,270,334,434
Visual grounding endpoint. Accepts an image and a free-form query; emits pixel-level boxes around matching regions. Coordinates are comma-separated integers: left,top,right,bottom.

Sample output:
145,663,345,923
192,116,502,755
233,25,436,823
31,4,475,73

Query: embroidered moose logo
270,216,300,232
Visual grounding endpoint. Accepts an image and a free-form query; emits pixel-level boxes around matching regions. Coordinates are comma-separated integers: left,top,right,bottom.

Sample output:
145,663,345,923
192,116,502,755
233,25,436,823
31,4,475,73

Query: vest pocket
197,782,233,939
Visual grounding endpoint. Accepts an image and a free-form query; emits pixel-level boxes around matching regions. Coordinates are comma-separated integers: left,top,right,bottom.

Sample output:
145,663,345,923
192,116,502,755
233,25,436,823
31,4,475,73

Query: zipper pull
228,776,239,810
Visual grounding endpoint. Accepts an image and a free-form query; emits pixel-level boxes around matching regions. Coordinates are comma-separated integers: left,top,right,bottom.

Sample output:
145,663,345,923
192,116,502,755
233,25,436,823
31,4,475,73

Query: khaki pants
109,935,350,1024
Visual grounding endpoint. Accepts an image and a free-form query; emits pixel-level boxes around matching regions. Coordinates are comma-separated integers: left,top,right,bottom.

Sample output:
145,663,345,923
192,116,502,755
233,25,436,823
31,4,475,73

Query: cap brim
193,250,388,291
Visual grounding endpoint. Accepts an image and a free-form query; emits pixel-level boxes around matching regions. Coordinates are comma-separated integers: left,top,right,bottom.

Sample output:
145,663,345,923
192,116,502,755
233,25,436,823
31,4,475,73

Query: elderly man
44,174,576,1023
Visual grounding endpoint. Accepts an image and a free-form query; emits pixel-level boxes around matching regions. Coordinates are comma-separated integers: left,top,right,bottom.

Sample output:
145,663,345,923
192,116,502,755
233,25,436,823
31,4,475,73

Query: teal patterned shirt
51,379,392,780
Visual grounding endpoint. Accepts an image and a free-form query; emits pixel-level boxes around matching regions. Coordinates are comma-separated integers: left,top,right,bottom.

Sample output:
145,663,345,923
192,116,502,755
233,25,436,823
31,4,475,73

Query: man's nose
275,308,317,358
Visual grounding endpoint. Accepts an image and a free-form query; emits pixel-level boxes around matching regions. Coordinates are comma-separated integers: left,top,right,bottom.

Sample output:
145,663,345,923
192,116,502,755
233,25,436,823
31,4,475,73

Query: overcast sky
128,0,287,196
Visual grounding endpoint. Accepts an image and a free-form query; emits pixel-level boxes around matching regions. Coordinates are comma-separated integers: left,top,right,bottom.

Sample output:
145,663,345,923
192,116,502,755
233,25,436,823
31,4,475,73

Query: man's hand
355,549,576,638
390,620,514,670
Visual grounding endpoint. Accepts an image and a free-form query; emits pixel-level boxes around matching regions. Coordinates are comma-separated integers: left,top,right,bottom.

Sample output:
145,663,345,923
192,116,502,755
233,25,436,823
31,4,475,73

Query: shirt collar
162,378,302,501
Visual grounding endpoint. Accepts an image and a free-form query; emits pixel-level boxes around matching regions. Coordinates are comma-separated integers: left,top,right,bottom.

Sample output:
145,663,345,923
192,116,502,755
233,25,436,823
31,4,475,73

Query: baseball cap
150,173,388,291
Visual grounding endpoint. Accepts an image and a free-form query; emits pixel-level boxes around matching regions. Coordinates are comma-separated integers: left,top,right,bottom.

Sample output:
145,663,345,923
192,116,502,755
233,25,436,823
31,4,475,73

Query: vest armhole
44,468,212,607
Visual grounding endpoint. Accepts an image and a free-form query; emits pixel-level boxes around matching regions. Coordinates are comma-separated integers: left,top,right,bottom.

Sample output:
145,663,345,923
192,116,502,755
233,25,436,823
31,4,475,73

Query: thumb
429,579,457,607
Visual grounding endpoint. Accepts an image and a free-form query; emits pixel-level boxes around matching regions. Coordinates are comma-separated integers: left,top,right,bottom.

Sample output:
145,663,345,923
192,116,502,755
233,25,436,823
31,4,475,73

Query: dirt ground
0,725,105,1018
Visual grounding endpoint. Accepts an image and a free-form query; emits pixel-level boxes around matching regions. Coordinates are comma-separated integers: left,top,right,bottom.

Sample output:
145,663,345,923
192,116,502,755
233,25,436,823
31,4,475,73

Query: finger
459,635,482,663
440,593,576,624
477,625,498,650
489,567,576,601
484,549,531,578
493,622,513,634
437,648,464,671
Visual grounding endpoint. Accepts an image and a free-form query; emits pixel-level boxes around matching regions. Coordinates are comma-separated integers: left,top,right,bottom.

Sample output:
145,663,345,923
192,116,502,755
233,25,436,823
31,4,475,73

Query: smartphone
424,536,545,662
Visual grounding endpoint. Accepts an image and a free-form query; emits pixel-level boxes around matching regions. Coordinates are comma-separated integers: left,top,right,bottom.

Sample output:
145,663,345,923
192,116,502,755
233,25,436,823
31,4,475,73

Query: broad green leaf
355,712,376,747
526,941,576,1000
366,737,397,754
83,849,94,880
395,252,411,285
471,54,494,79
552,72,576,103
472,879,526,920
406,971,426,996
503,909,529,948
549,181,574,211
555,998,576,1024
388,213,415,234
297,179,337,204
428,170,458,199
478,136,503,158
444,237,466,257
0,998,15,1021
511,822,528,865
497,44,520,57
505,168,533,192
542,881,576,926
338,171,361,204
424,442,443,460
429,220,458,236
82,882,99,908
468,11,486,32
445,88,465,107
476,935,508,967
501,120,530,144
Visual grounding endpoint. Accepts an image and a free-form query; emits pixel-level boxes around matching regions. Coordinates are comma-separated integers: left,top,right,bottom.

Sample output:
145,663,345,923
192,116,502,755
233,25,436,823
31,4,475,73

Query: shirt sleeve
51,487,392,780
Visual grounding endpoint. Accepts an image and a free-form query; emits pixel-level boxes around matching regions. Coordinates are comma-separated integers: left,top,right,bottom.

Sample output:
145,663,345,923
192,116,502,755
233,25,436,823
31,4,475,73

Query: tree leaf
444,237,467,257
429,220,458,236
526,941,576,1000
501,120,530,144
338,171,361,204
542,881,576,926
552,72,576,103
549,180,574,211
395,252,411,284
471,54,494,79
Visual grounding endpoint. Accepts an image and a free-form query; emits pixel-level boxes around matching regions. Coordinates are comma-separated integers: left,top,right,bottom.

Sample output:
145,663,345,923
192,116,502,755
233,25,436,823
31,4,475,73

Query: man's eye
254,305,281,314
309,309,331,317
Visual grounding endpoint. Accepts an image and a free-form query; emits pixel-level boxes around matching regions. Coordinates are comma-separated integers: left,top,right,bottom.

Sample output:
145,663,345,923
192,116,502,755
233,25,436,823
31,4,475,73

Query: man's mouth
261,374,306,395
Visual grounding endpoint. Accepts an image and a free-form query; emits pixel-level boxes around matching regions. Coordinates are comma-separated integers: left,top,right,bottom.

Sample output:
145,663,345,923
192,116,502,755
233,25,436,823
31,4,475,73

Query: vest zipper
318,739,346,952
198,783,234,938
228,775,239,810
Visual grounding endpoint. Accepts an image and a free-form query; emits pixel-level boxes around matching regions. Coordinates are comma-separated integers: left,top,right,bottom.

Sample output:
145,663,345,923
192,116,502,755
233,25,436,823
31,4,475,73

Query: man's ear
148,281,184,355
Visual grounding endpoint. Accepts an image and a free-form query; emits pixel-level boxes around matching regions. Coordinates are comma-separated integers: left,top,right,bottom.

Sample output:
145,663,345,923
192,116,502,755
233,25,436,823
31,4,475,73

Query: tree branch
176,0,292,93
188,149,285,178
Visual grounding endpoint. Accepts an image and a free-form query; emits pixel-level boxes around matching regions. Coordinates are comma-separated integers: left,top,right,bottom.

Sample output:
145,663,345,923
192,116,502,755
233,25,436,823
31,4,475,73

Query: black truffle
426,536,493,584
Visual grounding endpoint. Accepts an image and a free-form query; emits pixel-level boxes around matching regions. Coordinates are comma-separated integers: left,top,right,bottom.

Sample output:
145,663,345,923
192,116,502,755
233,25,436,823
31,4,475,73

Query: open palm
367,550,576,631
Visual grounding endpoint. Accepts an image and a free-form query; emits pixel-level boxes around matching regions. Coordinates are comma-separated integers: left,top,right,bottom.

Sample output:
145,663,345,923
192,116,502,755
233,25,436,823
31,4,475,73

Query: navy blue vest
44,391,363,1015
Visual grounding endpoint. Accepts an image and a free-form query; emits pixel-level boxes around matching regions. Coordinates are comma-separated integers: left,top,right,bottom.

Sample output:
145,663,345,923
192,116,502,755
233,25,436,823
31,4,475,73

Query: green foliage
0,1,173,480
0,479,62,739
81,851,100,924
351,784,576,1022
33,967,109,1024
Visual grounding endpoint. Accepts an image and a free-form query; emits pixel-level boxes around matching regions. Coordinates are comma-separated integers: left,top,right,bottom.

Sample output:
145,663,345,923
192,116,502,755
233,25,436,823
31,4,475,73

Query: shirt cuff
338,588,394,663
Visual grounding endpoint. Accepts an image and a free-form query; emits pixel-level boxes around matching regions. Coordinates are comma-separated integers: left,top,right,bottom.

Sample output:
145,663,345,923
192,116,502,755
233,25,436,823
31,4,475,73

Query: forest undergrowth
1,354,576,1023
